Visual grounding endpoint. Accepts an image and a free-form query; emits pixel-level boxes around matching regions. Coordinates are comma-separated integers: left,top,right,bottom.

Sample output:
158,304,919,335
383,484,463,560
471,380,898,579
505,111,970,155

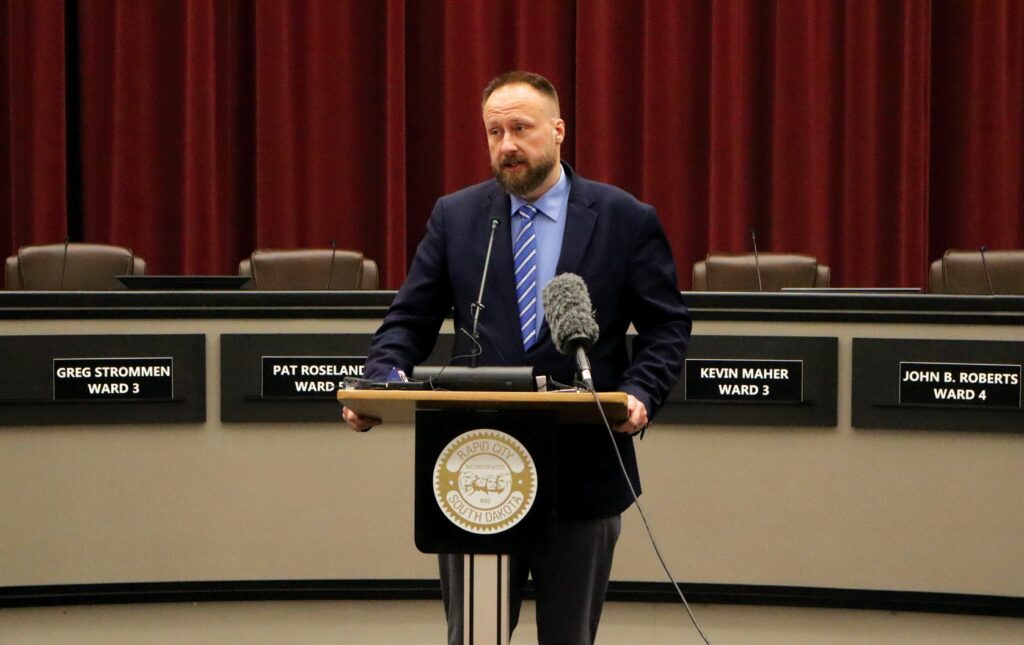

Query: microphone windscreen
542,273,599,355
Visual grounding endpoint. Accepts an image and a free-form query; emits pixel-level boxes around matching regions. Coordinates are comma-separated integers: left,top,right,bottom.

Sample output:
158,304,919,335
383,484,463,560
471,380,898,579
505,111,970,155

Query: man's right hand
342,406,382,432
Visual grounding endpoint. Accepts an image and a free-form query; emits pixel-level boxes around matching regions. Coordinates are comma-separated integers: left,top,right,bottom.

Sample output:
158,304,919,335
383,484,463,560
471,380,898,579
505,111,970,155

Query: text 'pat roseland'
261,356,365,398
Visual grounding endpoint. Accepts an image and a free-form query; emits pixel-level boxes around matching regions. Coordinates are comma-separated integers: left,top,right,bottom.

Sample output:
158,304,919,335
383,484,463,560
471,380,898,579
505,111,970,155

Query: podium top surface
338,389,629,425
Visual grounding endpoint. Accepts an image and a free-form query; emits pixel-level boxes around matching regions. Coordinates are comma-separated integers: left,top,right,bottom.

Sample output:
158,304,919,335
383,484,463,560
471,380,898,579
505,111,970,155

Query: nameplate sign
685,359,803,402
261,356,364,399
53,357,174,401
899,362,1022,408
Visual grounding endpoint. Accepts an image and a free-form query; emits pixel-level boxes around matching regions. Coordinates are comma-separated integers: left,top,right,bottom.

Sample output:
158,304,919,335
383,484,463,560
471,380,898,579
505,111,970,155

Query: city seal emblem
433,429,538,534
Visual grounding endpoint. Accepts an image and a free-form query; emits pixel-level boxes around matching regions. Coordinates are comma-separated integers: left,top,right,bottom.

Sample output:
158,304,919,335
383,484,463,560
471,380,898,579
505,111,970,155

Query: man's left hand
613,394,648,436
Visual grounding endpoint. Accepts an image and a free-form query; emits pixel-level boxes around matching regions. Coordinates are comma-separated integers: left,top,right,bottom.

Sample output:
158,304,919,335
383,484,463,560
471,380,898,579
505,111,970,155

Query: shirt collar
510,163,570,222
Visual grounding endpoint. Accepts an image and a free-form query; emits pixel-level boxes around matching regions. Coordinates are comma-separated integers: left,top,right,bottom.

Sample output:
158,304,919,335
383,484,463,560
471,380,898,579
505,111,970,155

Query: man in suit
343,70,691,644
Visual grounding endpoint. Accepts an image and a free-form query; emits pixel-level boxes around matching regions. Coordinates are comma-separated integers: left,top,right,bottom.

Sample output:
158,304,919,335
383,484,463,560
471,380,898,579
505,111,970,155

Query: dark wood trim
1,291,1023,324
2,580,1021,618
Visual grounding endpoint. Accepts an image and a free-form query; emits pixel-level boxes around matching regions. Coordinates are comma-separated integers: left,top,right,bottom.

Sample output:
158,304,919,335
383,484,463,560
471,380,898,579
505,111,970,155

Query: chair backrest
930,249,1024,295
691,253,829,291
4,243,146,290
928,258,945,293
359,257,379,290
239,249,379,290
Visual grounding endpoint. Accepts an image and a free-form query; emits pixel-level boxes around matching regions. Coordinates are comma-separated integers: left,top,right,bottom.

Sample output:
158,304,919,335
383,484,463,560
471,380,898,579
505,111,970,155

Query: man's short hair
482,71,560,115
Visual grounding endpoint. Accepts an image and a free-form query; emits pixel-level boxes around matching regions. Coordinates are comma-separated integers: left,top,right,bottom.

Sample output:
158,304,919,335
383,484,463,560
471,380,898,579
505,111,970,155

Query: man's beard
493,150,557,197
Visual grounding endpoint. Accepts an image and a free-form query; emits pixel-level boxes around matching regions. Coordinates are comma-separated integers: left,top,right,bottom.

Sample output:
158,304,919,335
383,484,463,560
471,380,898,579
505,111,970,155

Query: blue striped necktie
514,204,540,350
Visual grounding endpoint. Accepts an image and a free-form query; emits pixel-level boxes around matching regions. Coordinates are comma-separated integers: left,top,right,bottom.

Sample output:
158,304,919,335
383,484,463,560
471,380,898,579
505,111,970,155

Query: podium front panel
415,409,557,554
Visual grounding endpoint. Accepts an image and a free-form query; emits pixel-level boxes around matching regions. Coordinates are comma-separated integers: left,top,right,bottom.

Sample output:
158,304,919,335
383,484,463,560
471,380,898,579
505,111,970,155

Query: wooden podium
339,388,628,645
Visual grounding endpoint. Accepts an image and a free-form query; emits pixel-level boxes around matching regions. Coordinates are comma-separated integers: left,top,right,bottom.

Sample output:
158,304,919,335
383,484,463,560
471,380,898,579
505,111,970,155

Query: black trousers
439,515,622,645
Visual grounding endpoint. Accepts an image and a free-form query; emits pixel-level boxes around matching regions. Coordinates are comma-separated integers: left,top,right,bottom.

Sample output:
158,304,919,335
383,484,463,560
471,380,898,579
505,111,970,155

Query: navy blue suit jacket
365,165,691,518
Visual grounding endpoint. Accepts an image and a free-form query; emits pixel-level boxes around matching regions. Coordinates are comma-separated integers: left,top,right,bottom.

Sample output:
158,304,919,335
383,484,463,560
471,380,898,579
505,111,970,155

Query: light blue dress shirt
510,163,571,335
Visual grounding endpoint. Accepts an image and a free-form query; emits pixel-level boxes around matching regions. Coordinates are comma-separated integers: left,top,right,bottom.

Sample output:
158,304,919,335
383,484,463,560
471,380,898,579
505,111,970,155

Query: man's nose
499,132,518,153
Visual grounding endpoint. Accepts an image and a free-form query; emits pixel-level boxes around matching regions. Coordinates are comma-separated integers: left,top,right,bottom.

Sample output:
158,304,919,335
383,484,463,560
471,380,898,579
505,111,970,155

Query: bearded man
344,70,691,645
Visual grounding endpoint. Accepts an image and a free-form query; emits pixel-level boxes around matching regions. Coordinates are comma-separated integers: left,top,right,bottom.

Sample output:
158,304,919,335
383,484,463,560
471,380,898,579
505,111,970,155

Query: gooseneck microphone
58,236,71,291
469,217,502,367
327,238,338,289
542,273,600,390
750,228,764,291
979,246,995,295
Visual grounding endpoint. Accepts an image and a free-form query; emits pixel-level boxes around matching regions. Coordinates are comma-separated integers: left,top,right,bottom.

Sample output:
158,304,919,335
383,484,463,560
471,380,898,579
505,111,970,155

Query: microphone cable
584,381,714,645
400,327,485,391
427,328,485,389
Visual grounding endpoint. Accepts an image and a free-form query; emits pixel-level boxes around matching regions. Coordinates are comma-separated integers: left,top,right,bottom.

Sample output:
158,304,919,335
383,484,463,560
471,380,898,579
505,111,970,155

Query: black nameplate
685,359,803,402
220,334,456,423
657,335,837,426
899,362,1022,408
261,356,365,399
852,338,1024,431
53,357,174,401
0,334,204,426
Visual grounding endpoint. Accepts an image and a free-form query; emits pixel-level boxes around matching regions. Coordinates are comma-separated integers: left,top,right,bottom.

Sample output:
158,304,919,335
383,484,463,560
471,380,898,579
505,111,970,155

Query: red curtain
0,0,67,254
929,0,1024,265
403,1,578,268
75,1,253,274
2,0,1022,288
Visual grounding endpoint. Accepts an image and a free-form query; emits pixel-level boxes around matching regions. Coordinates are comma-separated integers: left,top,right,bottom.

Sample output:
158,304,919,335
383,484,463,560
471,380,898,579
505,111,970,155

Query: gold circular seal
433,429,538,534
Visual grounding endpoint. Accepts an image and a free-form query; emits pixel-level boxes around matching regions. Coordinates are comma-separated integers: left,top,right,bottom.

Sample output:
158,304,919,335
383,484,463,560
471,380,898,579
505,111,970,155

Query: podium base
464,554,510,645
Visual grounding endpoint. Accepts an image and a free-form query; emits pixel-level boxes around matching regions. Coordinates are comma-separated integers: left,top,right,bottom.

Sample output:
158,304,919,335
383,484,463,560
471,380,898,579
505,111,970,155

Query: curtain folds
929,0,1024,265
1,0,1022,288
1,0,67,254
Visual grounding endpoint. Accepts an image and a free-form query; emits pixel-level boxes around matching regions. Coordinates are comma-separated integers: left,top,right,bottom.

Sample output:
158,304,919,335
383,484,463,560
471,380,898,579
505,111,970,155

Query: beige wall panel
1,316,1022,602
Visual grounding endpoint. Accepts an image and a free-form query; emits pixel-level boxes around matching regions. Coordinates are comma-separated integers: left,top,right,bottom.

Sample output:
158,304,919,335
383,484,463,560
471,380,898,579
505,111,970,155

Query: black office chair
4,243,146,290
692,253,830,291
238,248,379,290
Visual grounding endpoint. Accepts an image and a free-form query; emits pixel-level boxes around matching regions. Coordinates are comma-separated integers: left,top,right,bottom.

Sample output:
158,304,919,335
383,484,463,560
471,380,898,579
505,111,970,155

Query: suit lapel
531,175,598,347
555,183,598,276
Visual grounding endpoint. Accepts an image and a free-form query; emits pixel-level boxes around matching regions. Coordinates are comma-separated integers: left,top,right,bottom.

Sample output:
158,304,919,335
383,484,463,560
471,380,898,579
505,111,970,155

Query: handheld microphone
469,217,501,367
327,238,337,289
750,228,764,291
58,236,71,290
979,245,995,295
542,273,600,390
